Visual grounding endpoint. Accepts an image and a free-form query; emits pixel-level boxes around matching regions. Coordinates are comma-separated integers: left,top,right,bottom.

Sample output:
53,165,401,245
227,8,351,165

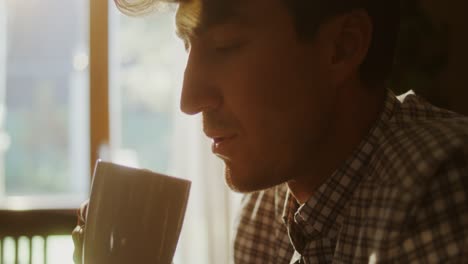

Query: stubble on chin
224,165,246,193
224,162,286,194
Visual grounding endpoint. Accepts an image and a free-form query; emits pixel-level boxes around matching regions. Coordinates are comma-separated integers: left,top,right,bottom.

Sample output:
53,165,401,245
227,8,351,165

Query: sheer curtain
169,107,237,264
108,6,241,263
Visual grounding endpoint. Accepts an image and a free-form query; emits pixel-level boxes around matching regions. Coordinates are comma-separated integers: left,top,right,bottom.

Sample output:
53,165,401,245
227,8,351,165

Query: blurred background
0,0,239,263
0,0,467,263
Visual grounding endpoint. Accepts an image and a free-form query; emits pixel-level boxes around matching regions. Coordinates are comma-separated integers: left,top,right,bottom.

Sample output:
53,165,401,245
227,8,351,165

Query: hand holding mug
73,161,190,264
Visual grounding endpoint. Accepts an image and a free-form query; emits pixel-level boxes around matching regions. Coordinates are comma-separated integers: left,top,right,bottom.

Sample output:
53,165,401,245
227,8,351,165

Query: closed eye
214,42,245,53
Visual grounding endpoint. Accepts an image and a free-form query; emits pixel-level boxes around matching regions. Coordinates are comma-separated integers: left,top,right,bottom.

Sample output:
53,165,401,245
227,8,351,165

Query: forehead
175,0,252,37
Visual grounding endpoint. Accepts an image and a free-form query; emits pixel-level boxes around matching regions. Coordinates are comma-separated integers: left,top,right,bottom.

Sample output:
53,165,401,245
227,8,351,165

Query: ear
327,9,373,87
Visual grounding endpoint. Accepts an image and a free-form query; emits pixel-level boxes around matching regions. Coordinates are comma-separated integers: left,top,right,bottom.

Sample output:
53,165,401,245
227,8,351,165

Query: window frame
89,0,110,176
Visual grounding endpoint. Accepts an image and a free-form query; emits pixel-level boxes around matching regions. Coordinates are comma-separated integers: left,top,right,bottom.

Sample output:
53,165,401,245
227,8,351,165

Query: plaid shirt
233,90,468,263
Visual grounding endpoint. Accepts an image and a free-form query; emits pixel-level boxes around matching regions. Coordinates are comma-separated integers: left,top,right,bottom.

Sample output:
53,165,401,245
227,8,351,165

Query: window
1,0,89,206
1,0,88,263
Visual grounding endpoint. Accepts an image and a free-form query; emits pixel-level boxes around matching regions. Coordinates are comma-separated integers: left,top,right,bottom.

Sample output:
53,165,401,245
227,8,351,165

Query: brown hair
284,1,400,87
113,0,181,16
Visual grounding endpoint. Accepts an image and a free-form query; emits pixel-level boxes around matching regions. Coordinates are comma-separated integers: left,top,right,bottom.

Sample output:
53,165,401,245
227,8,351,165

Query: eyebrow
175,1,250,44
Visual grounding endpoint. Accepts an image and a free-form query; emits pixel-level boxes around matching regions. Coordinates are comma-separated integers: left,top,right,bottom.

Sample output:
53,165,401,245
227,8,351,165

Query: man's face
178,0,338,192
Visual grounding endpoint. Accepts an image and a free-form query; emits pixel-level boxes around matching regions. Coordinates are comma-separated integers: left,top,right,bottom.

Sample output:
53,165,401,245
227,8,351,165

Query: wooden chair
0,210,76,264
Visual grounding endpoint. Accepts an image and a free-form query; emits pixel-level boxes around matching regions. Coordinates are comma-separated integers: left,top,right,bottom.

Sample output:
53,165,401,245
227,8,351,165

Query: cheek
213,38,331,151
237,47,326,124
225,48,303,109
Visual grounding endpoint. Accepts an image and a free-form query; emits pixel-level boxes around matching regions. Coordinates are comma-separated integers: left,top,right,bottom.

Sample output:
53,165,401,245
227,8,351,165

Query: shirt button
294,212,307,224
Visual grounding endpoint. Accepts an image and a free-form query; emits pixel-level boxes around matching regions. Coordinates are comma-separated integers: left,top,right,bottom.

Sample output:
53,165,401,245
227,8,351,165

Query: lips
204,129,236,141
212,136,234,144
204,132,237,158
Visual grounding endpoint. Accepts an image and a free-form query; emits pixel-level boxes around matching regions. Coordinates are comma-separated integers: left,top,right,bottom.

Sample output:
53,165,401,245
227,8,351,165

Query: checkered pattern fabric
233,90,468,263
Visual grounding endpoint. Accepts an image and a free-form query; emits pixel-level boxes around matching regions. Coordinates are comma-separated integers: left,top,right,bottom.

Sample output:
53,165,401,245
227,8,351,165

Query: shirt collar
282,89,400,240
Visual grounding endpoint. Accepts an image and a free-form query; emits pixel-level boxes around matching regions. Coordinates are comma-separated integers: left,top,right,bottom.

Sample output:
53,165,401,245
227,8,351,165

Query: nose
180,50,222,115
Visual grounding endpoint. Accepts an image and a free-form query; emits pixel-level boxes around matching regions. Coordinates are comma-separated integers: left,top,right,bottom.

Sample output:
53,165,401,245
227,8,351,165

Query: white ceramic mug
83,160,191,264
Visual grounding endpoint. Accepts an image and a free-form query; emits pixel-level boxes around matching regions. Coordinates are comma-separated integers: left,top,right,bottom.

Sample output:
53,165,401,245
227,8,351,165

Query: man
75,0,468,263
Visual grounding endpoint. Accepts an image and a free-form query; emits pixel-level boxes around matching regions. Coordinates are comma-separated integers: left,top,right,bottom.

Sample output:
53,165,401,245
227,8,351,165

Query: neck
288,82,386,204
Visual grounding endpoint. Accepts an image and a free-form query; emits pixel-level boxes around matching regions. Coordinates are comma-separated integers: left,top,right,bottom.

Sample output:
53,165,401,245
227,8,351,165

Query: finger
72,225,84,264
77,200,89,225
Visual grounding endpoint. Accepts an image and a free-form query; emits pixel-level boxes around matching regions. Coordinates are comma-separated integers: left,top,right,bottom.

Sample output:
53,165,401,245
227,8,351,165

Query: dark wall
393,0,468,115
